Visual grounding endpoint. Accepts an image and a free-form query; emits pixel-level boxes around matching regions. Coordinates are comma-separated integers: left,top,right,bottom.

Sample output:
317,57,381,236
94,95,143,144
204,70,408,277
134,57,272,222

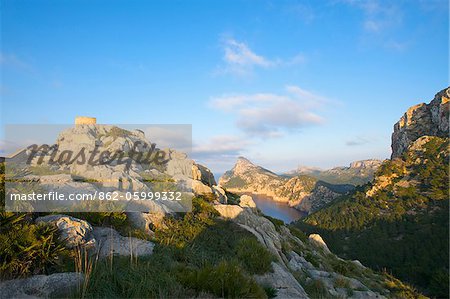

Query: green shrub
334,276,350,288
0,212,69,279
288,225,309,242
303,279,328,298
224,190,241,205
330,259,359,277
180,260,267,298
236,238,274,274
264,286,278,298
84,254,186,298
155,197,218,248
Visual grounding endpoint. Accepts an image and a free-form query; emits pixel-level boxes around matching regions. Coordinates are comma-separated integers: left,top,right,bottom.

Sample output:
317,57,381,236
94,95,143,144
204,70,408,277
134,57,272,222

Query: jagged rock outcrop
219,157,345,213
308,234,330,253
239,194,256,208
391,87,449,158
192,163,216,186
0,272,84,299
36,214,96,248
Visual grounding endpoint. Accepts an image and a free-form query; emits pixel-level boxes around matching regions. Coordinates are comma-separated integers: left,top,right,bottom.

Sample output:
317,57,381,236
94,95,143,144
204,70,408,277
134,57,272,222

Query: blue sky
1,0,448,173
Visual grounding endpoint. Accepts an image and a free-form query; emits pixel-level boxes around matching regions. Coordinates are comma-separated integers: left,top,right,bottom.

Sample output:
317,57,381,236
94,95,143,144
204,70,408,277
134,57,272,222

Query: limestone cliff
391,87,449,158
219,157,348,213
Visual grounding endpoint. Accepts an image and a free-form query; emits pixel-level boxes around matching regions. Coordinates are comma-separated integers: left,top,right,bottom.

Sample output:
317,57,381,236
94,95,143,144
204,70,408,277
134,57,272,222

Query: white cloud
224,39,273,68
218,38,306,76
209,86,327,137
192,135,251,159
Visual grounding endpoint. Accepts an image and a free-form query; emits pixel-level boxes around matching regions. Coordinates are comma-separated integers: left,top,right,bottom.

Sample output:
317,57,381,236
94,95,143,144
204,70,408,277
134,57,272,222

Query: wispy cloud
217,38,306,76
341,0,402,33
337,0,407,51
0,52,34,72
345,136,370,146
210,86,328,137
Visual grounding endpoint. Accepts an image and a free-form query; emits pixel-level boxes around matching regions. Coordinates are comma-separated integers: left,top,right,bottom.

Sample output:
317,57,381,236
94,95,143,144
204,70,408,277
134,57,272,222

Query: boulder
192,163,216,186
35,214,95,249
126,210,167,232
191,180,214,196
0,272,84,299
92,227,154,258
239,194,256,208
214,204,244,219
308,234,331,254
226,207,283,263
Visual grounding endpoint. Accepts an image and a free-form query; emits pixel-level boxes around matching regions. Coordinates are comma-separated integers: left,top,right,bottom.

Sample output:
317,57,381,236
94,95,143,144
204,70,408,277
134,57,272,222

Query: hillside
285,159,383,186
0,125,423,298
295,87,450,298
219,157,354,214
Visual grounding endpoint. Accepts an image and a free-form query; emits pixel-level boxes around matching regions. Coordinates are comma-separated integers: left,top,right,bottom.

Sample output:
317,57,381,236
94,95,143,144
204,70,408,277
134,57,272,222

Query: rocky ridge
213,194,395,298
287,159,383,186
219,157,348,214
391,87,449,158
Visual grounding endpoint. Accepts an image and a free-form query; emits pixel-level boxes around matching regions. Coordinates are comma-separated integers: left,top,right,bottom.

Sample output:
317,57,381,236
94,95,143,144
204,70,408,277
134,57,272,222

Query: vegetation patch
0,212,70,280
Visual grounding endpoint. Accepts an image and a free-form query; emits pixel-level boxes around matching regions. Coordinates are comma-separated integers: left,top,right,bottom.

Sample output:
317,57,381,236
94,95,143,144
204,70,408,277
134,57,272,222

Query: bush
303,279,328,298
0,212,69,279
236,238,274,274
180,260,267,298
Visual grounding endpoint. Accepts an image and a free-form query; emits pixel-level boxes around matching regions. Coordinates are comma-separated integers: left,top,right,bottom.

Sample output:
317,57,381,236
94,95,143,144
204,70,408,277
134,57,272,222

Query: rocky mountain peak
349,159,383,169
391,87,449,158
232,156,258,174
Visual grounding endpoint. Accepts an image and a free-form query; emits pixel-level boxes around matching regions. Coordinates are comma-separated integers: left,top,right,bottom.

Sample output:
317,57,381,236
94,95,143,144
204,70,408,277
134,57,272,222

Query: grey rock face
192,163,216,186
92,227,154,258
391,87,449,158
254,262,309,299
0,272,84,299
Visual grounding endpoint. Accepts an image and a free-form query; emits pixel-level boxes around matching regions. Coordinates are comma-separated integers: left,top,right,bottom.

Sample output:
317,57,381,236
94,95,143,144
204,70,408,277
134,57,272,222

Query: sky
0,0,448,174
